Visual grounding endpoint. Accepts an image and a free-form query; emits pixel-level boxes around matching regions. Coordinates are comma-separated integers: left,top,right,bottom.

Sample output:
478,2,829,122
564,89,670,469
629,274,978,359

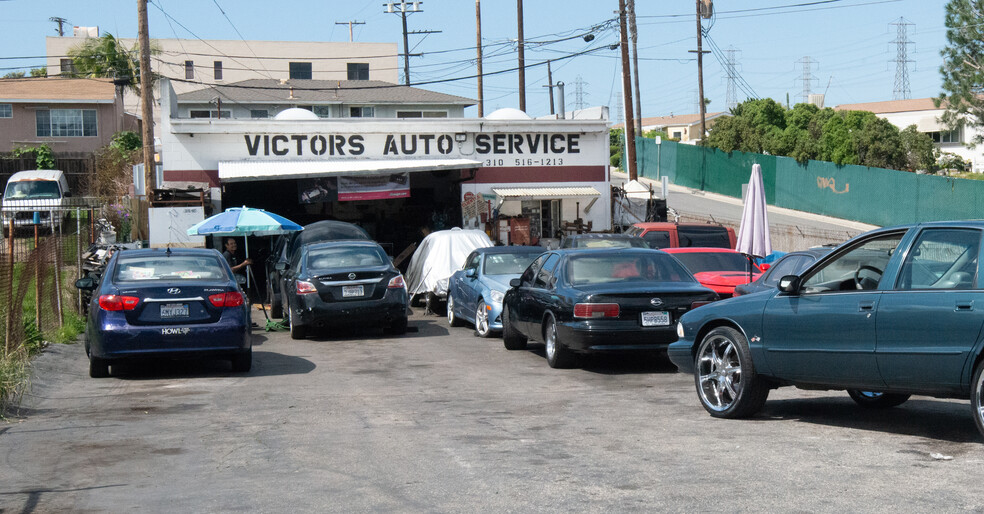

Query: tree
67,33,154,95
2,71,25,79
937,0,984,146
29,67,47,78
900,125,938,172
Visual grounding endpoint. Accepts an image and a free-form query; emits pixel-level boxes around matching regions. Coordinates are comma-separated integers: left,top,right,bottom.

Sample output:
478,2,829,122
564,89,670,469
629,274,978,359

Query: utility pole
385,2,422,85
49,17,68,37
689,0,710,141
890,17,914,100
476,0,484,117
618,0,637,181
335,21,365,42
628,0,642,135
546,60,555,115
138,0,155,202
517,0,526,112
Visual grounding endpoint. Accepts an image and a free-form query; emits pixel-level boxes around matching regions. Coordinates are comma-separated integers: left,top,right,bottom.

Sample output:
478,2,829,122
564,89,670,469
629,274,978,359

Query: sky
0,0,951,120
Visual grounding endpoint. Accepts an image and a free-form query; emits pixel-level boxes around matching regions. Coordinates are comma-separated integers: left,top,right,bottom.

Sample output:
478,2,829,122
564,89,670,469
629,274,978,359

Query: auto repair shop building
158,78,610,253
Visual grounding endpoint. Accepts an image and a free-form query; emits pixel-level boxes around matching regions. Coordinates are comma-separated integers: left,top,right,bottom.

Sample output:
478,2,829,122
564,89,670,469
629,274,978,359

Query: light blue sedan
448,246,545,337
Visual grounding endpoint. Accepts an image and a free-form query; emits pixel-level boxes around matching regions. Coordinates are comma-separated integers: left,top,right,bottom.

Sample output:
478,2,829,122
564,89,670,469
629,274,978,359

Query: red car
662,247,761,298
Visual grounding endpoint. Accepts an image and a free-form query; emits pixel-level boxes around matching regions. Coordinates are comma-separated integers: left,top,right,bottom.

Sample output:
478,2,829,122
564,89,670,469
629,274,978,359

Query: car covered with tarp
406,228,493,313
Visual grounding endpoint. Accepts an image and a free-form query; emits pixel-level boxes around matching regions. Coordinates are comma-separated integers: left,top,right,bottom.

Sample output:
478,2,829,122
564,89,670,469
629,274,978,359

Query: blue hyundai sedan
669,221,984,439
447,246,545,337
76,247,252,378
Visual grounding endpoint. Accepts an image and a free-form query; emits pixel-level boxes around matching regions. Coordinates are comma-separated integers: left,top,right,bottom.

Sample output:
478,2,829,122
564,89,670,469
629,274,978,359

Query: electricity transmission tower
574,76,587,111
796,56,818,103
890,17,914,100
725,46,740,111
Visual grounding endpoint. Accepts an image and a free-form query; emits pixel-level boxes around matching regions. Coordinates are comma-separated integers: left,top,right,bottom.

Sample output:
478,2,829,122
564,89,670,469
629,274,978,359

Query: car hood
483,274,514,292
693,271,761,287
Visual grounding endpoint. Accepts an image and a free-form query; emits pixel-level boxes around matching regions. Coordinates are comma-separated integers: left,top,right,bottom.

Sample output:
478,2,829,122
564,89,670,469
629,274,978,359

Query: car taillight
209,291,245,307
574,303,620,318
98,295,139,311
388,275,406,289
296,280,317,294
691,300,715,309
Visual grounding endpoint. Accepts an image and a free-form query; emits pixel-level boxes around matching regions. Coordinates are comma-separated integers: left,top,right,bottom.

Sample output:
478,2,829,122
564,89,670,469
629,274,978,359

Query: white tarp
405,228,493,297
736,163,772,258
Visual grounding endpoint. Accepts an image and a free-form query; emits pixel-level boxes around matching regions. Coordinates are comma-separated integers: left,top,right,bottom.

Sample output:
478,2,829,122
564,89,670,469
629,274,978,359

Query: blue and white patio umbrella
187,206,303,288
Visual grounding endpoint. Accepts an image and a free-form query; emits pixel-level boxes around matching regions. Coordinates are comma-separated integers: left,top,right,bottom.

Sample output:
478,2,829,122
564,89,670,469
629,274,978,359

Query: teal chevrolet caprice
668,221,984,439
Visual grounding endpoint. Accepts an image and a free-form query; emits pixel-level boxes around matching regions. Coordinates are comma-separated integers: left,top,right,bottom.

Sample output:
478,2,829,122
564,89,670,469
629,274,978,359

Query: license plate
160,303,189,318
641,311,670,327
342,285,365,298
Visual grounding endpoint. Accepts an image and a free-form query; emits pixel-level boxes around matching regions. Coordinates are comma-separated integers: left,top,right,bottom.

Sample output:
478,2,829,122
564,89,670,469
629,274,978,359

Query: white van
1,169,72,236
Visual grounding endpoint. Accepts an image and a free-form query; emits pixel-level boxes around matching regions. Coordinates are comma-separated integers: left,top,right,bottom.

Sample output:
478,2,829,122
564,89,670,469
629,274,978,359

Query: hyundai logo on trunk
168,288,181,294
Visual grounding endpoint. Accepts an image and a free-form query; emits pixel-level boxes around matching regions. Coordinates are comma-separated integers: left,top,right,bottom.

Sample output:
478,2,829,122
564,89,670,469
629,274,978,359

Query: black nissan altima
277,240,408,339
501,248,718,369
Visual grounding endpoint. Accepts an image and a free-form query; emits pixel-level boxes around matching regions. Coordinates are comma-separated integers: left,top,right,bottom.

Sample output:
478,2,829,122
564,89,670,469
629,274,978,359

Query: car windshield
574,238,646,249
115,255,229,281
671,252,752,273
484,252,540,275
306,246,386,269
568,253,694,285
4,180,60,200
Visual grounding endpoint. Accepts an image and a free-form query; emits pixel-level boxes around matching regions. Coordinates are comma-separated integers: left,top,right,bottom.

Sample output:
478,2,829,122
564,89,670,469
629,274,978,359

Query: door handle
858,301,875,312
956,301,974,311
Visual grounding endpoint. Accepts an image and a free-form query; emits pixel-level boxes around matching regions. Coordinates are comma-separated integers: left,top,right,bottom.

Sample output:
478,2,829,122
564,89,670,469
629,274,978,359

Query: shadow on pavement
110,350,315,380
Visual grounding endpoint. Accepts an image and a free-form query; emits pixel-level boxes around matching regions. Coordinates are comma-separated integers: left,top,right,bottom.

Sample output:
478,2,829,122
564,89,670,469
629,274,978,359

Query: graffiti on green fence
817,176,849,194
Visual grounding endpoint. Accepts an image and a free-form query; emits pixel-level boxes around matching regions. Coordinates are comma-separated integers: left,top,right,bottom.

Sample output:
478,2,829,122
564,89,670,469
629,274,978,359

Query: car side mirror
275,262,288,272
465,268,477,278
74,277,95,290
778,275,801,293
509,278,522,288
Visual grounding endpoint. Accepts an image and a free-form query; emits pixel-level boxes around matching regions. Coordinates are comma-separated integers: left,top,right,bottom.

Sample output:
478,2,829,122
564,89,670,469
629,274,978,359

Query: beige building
835,98,982,173
46,35,400,126
0,77,136,154
613,112,728,143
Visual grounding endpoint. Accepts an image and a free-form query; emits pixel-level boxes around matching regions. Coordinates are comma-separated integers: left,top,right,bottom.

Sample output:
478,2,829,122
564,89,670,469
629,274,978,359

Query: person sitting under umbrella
222,237,252,281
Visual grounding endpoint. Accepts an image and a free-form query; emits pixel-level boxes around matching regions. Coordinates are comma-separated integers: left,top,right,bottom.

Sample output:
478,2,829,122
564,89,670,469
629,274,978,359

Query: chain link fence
669,209,864,253
1,200,99,356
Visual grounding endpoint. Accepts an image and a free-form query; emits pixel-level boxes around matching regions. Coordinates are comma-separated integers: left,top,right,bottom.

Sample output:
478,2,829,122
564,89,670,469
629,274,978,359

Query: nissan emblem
650,298,663,307
348,273,357,280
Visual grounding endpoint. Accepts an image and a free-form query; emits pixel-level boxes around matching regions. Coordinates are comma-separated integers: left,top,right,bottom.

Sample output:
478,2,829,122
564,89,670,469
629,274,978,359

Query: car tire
447,295,464,327
972,360,984,440
288,309,306,340
846,390,910,408
231,349,252,373
386,316,408,336
544,315,576,369
89,356,110,378
474,300,492,338
426,292,445,316
268,285,283,319
695,326,770,418
502,305,527,350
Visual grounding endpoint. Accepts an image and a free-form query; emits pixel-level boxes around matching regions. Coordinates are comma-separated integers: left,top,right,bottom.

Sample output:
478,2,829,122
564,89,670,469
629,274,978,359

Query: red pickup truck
623,222,737,249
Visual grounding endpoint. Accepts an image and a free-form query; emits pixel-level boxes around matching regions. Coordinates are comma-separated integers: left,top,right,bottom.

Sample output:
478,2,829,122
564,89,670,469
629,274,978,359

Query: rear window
670,252,753,273
4,180,61,200
678,226,731,248
574,238,647,249
567,253,694,285
484,252,541,275
642,230,671,249
306,246,387,269
115,255,229,281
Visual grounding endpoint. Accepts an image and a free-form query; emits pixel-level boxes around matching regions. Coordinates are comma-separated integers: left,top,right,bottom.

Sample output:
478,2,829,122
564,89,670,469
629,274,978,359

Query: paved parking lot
2,309,984,512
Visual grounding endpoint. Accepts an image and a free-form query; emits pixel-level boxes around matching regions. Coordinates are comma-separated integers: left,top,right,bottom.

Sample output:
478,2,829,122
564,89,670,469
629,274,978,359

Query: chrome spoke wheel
475,301,490,337
447,296,456,326
697,334,743,412
545,322,557,361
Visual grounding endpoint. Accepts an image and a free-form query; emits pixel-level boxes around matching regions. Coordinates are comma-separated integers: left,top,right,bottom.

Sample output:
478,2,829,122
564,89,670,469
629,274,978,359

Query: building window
347,63,369,80
313,106,331,118
350,106,374,118
189,110,231,119
213,61,223,80
59,58,75,75
36,109,97,137
0,104,11,118
928,128,962,144
671,131,682,139
250,109,269,119
396,111,447,119
185,60,195,80
289,62,313,80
